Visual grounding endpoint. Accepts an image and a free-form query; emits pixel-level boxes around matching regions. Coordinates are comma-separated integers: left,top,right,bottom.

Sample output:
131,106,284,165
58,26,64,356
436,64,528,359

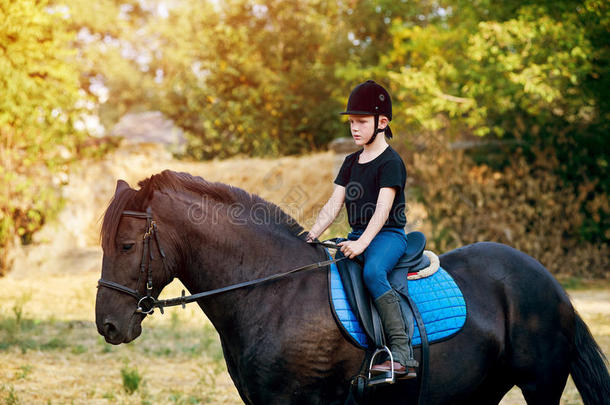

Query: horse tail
570,312,610,405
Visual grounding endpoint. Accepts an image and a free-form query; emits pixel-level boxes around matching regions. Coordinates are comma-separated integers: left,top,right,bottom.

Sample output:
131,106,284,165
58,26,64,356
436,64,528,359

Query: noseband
97,207,346,316
98,207,166,315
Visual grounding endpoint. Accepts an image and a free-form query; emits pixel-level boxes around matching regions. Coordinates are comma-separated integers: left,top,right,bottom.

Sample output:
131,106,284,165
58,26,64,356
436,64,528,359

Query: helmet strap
366,115,382,145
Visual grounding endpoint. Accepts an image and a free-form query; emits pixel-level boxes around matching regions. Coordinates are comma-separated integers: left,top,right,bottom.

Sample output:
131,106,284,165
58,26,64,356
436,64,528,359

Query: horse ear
115,179,131,195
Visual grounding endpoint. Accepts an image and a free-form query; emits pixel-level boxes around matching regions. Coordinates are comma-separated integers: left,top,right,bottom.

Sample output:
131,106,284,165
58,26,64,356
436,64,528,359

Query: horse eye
121,243,135,252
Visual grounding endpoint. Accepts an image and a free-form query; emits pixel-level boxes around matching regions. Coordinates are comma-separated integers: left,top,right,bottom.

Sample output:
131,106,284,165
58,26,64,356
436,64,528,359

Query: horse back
440,241,574,318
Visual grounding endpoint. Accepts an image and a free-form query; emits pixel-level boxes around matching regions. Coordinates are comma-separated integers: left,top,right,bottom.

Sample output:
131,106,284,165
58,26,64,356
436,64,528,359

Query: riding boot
370,289,418,379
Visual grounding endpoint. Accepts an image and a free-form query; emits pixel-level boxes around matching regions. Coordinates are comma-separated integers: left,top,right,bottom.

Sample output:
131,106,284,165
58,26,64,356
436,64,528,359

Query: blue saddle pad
328,249,467,349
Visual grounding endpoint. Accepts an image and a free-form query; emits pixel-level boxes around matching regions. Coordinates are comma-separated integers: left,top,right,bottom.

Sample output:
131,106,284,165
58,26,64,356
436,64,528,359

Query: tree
152,0,351,158
62,0,161,126
63,0,428,159
0,0,86,273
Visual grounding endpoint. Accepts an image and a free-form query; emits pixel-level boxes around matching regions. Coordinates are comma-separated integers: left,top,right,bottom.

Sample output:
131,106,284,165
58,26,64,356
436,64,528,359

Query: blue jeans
347,227,407,300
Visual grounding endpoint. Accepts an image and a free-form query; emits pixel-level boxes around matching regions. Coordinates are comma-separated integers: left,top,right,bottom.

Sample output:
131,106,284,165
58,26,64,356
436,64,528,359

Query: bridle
98,207,166,315
97,207,346,315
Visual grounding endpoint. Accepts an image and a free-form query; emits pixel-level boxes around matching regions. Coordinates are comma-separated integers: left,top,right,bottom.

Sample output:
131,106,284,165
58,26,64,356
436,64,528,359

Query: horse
95,170,609,405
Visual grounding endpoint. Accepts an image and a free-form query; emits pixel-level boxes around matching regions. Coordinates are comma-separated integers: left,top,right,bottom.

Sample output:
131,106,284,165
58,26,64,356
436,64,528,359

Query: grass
14,366,32,381
0,273,241,404
1,385,20,405
120,365,142,395
557,275,610,291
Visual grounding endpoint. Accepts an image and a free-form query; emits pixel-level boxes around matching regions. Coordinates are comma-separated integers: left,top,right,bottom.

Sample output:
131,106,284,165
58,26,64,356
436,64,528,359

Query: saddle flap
335,248,383,346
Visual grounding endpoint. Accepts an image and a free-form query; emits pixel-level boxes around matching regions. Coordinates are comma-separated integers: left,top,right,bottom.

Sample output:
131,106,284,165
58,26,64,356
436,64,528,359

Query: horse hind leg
466,372,515,405
511,330,571,404
516,364,568,405
519,382,565,405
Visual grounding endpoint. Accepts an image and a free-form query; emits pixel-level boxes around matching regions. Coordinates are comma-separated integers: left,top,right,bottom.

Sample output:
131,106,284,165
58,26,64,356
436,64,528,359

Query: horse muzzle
97,314,143,345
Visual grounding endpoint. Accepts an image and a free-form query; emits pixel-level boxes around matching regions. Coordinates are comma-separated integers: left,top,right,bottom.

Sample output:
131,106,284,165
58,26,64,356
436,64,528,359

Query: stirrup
367,346,395,386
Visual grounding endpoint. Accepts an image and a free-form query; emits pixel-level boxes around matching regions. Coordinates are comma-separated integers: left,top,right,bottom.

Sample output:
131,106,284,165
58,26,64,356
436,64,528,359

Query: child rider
306,80,418,378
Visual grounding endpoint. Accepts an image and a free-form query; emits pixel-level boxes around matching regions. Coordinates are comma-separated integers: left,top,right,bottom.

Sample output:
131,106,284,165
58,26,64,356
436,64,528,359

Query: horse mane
101,170,307,252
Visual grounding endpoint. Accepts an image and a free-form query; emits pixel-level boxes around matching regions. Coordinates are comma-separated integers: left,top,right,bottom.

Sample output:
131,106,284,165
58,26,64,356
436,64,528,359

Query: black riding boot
371,289,418,378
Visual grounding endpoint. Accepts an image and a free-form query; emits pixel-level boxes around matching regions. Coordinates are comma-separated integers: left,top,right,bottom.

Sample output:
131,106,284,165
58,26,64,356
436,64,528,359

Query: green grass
40,337,68,350
101,392,115,401
71,344,87,354
1,385,20,405
0,294,42,353
559,276,587,290
14,365,32,380
168,390,205,404
0,316,72,353
120,365,142,395
0,303,231,402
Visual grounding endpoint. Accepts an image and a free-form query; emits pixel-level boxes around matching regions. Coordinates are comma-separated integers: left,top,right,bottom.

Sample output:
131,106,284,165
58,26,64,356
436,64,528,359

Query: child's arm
338,187,396,258
306,185,346,242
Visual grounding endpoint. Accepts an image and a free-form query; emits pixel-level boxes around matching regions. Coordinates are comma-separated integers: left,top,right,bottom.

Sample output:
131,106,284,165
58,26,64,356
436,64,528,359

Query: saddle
332,231,432,348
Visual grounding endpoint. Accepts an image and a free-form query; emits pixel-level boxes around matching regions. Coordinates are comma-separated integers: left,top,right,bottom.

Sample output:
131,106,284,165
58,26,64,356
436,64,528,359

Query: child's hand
337,239,368,259
305,232,317,243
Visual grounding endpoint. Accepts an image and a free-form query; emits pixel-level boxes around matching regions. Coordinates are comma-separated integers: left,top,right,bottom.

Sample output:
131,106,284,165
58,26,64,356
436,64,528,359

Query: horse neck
170,195,325,330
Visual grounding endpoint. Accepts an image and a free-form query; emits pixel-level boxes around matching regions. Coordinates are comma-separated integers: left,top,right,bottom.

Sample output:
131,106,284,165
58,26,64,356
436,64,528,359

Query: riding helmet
341,80,393,142
341,80,392,120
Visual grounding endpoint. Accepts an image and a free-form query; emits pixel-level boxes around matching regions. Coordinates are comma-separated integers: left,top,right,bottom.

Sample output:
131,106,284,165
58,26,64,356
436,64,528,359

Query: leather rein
97,207,346,315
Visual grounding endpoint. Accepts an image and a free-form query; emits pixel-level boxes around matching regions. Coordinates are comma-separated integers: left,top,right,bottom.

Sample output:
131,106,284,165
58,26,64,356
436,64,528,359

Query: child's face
348,115,375,146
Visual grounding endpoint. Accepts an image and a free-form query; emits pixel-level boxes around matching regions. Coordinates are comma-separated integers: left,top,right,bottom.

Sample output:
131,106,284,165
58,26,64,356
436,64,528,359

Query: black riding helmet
341,80,393,144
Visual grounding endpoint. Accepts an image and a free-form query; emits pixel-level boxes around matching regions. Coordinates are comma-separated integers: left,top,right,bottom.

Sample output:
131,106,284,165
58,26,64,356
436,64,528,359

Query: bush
411,144,609,278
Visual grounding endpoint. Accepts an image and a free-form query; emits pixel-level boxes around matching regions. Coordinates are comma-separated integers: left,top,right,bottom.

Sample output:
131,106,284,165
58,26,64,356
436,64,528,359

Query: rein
97,208,346,315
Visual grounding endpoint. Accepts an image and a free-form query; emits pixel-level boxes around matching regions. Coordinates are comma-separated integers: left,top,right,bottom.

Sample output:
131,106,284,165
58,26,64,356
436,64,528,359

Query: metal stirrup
367,346,395,386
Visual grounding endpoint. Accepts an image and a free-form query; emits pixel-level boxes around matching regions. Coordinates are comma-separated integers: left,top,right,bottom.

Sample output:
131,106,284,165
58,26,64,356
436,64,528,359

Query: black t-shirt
334,145,407,230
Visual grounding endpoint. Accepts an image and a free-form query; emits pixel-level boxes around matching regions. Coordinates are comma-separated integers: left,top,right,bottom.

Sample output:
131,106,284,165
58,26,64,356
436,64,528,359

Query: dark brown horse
96,170,609,405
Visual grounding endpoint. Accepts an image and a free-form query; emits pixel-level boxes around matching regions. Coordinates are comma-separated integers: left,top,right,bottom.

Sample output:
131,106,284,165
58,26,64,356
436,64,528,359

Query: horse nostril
104,321,118,337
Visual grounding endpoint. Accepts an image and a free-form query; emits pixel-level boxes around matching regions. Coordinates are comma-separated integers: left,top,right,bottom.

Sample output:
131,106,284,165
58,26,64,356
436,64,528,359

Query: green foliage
63,0,432,159
62,0,161,125
2,0,605,265
0,0,88,274
120,364,142,395
367,4,597,139
154,0,349,158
